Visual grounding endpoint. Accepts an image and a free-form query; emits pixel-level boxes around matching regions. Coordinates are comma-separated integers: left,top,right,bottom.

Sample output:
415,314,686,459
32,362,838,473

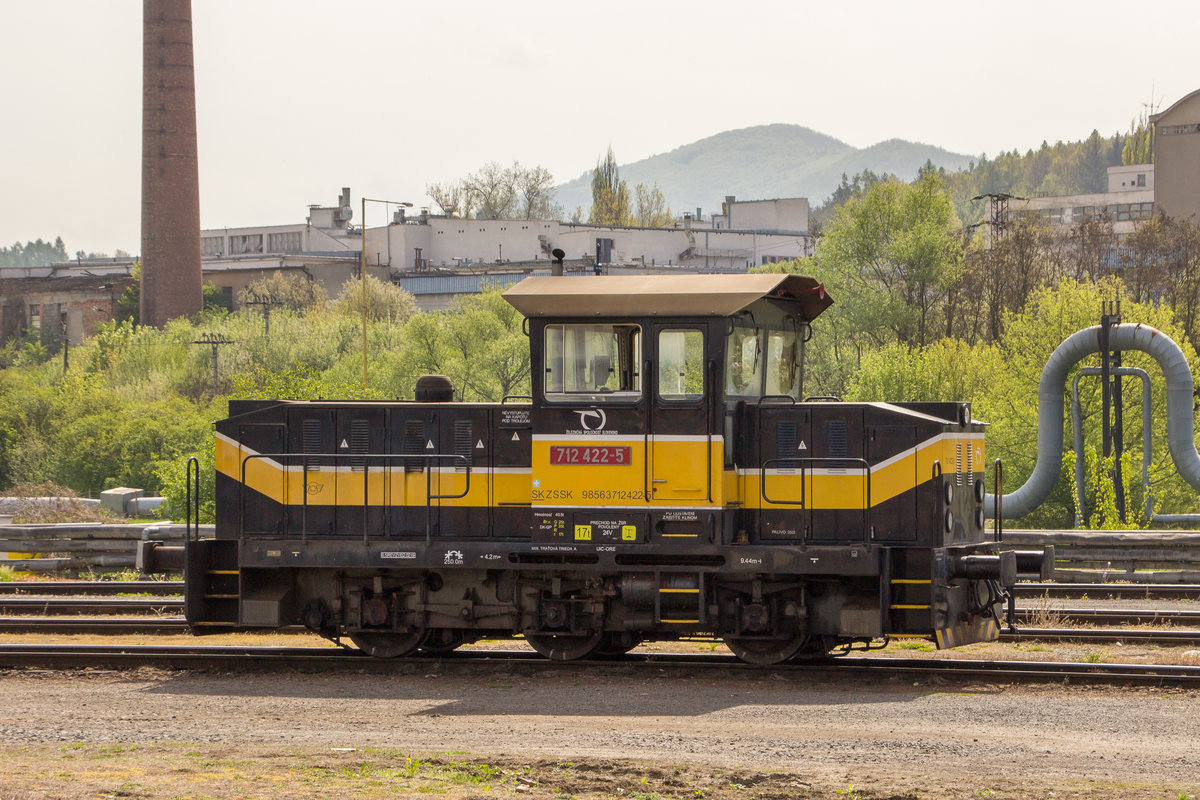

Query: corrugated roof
502,274,832,319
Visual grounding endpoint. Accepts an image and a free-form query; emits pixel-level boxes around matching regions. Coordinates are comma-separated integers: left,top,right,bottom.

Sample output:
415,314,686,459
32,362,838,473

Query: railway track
3,612,1200,647
1,581,1198,644
0,643,1197,686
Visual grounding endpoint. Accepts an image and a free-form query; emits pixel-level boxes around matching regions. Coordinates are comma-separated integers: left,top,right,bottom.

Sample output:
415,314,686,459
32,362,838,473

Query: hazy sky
2,0,1196,255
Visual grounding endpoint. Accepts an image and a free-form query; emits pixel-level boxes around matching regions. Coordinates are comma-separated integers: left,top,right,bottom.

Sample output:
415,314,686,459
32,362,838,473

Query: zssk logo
574,408,607,431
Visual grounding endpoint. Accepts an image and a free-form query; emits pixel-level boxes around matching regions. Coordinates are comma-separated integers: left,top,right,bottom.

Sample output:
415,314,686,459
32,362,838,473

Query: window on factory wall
268,231,302,253
201,236,224,257
28,304,41,329
229,234,263,255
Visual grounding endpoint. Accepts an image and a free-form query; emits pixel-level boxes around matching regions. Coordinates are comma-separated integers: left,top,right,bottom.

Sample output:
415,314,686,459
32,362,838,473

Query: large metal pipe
986,323,1200,519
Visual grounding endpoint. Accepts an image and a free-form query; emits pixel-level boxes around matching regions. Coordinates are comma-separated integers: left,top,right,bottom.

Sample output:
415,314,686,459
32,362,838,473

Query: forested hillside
556,123,1144,231
554,125,975,218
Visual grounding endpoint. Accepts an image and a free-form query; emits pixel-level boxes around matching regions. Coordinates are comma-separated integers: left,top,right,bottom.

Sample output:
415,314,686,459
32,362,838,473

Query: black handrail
238,452,471,546
759,456,873,545
756,394,797,406
186,456,200,543
992,457,1003,544
501,395,533,404
803,395,841,402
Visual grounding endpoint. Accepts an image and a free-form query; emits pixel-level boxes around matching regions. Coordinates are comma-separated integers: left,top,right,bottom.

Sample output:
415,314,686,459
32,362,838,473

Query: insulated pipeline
985,323,1200,519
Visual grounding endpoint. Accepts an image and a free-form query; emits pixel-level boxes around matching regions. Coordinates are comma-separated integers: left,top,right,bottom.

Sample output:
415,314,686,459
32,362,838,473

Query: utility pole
193,332,236,388
60,311,69,373
243,290,282,340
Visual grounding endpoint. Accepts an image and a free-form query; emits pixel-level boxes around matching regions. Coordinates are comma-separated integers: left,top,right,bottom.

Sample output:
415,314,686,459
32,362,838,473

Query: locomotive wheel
787,635,835,662
525,629,605,661
723,633,812,665
349,629,426,658
419,628,469,655
593,632,642,658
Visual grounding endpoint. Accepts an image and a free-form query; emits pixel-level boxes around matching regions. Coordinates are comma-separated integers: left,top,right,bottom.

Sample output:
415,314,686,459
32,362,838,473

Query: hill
554,125,975,217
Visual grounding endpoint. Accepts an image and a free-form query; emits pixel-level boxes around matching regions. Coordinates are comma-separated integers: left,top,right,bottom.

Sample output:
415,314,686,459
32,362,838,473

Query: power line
242,290,284,340
192,332,236,386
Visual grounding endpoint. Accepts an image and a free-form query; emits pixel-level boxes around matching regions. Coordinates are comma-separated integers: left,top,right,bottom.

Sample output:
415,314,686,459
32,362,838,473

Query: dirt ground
0,662,1198,800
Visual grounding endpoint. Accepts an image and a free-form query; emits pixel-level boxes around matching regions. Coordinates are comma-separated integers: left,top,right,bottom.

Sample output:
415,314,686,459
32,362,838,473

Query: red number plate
549,445,631,465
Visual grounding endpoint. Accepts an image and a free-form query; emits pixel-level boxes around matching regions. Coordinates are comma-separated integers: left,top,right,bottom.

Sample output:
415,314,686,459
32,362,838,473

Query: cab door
650,325,712,503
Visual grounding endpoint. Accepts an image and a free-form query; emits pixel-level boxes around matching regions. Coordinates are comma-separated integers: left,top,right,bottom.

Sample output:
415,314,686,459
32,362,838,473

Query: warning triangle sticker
425,440,435,450
798,440,808,450
512,432,520,441
339,439,349,449
475,439,484,449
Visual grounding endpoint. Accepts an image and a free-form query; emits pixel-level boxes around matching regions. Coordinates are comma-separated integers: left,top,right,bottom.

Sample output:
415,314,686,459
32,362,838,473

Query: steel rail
0,581,183,596
4,612,1200,645
1016,583,1200,600
0,644,1199,685
0,597,183,615
1002,626,1200,645
1015,607,1200,625
0,617,191,634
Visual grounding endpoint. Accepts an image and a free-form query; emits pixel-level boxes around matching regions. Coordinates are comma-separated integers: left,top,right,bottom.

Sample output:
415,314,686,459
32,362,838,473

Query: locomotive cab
169,273,1026,664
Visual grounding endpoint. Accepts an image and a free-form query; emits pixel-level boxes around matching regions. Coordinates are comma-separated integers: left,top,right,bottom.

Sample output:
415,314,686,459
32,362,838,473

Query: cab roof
502,274,833,320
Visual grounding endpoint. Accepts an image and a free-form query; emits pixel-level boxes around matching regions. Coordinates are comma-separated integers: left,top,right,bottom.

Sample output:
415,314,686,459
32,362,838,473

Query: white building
363,211,814,276
1003,165,1155,236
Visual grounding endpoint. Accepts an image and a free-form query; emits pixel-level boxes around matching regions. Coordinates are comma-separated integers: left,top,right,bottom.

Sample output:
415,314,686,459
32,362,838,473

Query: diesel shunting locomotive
169,273,1038,664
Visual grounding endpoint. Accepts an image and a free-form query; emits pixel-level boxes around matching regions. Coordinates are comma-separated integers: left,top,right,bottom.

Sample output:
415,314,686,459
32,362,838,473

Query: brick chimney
141,0,202,327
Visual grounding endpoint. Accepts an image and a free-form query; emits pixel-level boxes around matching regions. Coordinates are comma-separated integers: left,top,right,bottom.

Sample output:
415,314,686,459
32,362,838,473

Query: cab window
658,329,704,402
544,324,641,402
725,320,763,398
725,317,801,400
764,328,800,397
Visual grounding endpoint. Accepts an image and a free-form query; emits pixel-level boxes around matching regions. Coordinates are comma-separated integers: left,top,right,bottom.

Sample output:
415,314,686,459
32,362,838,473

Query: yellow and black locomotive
180,273,1030,664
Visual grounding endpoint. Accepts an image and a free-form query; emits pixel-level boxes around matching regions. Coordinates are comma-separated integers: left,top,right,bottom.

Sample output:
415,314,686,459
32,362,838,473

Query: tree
588,146,632,226
465,161,518,219
815,172,964,349
956,217,1061,343
810,169,892,232
331,274,419,322
1124,214,1200,351
426,180,477,219
515,164,560,220
633,182,673,228
427,161,560,220
115,261,141,324
237,271,328,312
1122,114,1154,165
0,237,68,268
